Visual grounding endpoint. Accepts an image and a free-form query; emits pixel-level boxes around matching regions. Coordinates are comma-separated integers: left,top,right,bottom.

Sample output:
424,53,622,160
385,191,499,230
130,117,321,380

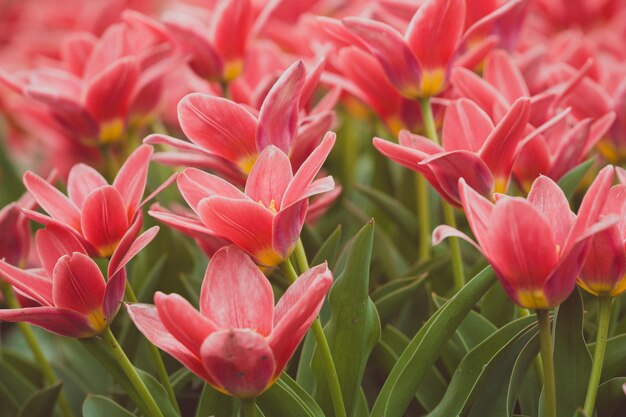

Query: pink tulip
433,166,616,309
22,144,169,258
0,203,32,268
150,132,335,267
127,245,332,398
0,223,156,337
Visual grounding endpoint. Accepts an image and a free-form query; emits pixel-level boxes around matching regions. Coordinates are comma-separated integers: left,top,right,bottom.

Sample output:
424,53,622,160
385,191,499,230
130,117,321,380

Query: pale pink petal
245,146,293,209
35,226,88,278
0,306,95,338
23,171,81,231
67,164,107,208
0,260,53,306
178,168,246,213
442,98,494,152
113,144,153,218
527,176,575,248
52,253,105,317
80,186,129,257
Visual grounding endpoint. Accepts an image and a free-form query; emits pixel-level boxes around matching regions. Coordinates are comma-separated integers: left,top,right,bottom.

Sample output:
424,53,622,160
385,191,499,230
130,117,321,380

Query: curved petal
0,260,53,306
273,201,307,260
23,171,81,231
36,226,88,278
109,221,158,278
67,164,107,208
245,146,293,209
52,253,105,318
459,179,495,255
178,94,258,168
178,168,246,213
113,144,153,218
483,49,529,103
0,306,95,338
527,176,575,248
148,205,213,236
432,225,481,252
579,226,626,295
200,246,274,336
256,61,306,153
201,329,276,399
442,98,494,152
81,186,129,257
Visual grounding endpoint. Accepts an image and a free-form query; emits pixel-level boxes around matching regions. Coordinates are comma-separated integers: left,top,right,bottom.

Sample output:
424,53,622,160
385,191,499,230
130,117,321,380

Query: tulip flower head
0,203,32,268
434,166,615,309
128,245,333,398
150,132,336,266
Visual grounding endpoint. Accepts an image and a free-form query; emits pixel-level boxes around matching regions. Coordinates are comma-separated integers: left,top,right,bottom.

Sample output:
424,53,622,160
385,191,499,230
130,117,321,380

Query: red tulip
127,245,332,398
150,133,335,266
0,223,156,337
434,166,616,309
22,144,169,258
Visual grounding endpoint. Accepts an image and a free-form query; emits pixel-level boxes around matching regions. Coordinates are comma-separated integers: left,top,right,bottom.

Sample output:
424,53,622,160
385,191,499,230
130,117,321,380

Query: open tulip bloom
128,245,332,399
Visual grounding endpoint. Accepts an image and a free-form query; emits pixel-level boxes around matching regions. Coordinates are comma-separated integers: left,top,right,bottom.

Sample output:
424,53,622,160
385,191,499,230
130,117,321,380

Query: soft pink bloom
0,203,32,268
22,144,170,258
0,223,156,337
434,166,616,309
150,133,335,266
127,245,332,398
373,97,533,205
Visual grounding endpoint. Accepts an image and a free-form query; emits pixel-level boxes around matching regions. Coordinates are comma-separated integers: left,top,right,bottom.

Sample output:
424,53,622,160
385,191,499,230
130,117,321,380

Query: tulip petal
0,260,53,306
149,205,213,236
178,94,258,167
483,50,529,104
442,99,494,152
155,292,217,354
81,186,129,257
127,303,215,382
579,225,626,295
282,132,335,209
432,225,481,251
273,201,308,260
201,329,276,398
67,164,108,208
343,17,422,97
103,268,126,321
549,119,591,181
211,0,252,62
109,220,158,278
36,226,87,278
245,146,293,209
52,253,105,317
178,168,246,213
459,179,494,254
23,171,82,231
270,264,332,374
527,176,575,248
256,61,306,154
113,144,153,218
200,246,274,335
0,306,94,338
451,67,510,117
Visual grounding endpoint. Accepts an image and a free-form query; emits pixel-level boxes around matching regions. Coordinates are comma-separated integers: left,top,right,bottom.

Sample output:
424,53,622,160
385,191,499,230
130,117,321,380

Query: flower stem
536,309,556,417
101,327,165,417
583,296,613,416
418,98,440,146
240,397,257,417
280,254,347,417
124,281,180,414
294,238,310,273
416,173,431,262
1,285,75,417
442,202,465,291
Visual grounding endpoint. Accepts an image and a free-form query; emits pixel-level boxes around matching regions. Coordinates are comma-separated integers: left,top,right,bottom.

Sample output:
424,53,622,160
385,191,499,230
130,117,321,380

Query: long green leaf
257,375,325,417
17,382,63,417
557,158,595,199
195,384,238,417
83,395,135,417
597,377,626,416
370,267,497,417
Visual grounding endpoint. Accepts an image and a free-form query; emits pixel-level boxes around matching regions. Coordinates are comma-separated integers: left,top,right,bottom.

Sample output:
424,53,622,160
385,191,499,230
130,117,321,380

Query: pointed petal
442,98,494,152
432,224,481,251
201,329,276,398
178,168,246,213
211,0,253,63
178,94,258,168
84,57,139,123
256,61,306,153
127,303,214,382
52,253,105,318
108,217,158,278
113,144,153,218
579,225,626,295
549,119,591,181
343,17,422,98
155,292,217,354
144,133,211,155
405,0,466,70
527,176,575,248
421,150,494,204
0,260,53,306
0,306,95,337
282,132,335,209
103,268,126,321
451,67,510,116
81,186,129,257
270,263,332,373
458,179,495,254
67,164,107,208
273,201,307,260
245,146,293,208
23,171,81,231
483,49,529,103
373,135,438,171
36,226,88,278
149,205,213,236
199,246,274,335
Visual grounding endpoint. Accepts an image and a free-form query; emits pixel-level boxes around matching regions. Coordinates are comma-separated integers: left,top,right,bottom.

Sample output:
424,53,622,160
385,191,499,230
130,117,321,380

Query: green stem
416,173,431,262
240,397,257,417
1,285,75,417
124,281,180,415
418,98,440,146
100,327,165,417
536,309,556,417
279,256,347,417
441,202,465,291
294,239,310,273
583,296,613,416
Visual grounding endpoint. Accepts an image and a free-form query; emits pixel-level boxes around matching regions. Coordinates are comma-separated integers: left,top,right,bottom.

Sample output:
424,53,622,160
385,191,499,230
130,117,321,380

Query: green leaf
589,334,626,382
597,377,626,416
17,382,62,417
138,369,180,417
314,220,380,417
427,315,537,417
370,267,497,417
467,329,539,417
0,349,44,387
0,360,39,405
195,384,238,417
374,275,428,323
553,289,591,416
311,225,343,269
481,284,515,327
557,158,595,199
83,395,135,417
354,183,417,237
257,374,325,417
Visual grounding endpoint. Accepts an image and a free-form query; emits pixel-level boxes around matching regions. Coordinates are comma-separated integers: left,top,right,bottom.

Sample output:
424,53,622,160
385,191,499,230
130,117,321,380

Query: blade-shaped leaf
597,377,626,416
195,384,238,417
257,374,325,417
17,382,63,417
83,395,135,417
557,158,595,200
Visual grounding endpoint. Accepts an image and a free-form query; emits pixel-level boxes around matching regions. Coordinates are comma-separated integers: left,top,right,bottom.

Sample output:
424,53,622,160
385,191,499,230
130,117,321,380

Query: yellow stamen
255,247,283,267
224,60,243,82
517,289,550,310
238,154,258,175
87,309,107,333
99,119,125,144
419,68,446,98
